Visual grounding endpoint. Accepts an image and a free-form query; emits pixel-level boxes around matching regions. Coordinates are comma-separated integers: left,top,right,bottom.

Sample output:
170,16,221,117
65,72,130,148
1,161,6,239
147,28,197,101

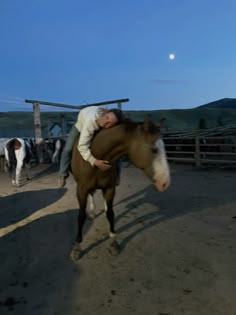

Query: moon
169,53,175,60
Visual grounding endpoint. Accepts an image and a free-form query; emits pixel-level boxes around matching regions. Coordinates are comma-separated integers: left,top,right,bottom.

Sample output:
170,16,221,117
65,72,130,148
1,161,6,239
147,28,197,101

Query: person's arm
77,120,112,171
77,120,97,166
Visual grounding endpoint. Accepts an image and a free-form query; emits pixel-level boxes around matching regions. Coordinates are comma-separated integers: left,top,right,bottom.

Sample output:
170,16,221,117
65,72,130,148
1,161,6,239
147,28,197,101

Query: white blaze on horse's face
152,139,170,192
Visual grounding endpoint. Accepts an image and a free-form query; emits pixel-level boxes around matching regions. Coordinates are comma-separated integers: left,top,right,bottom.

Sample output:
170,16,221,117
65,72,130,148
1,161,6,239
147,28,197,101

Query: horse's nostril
161,181,169,191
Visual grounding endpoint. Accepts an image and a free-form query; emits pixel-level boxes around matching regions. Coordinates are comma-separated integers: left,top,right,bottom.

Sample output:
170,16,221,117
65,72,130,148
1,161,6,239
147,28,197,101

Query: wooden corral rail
163,123,236,138
25,98,129,163
164,135,236,167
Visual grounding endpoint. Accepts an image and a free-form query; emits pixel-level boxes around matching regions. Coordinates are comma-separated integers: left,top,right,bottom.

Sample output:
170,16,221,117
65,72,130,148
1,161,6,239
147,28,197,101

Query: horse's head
128,117,170,192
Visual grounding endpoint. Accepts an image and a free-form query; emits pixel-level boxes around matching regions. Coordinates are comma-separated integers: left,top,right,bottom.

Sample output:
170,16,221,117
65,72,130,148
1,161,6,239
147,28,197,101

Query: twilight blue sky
0,0,235,111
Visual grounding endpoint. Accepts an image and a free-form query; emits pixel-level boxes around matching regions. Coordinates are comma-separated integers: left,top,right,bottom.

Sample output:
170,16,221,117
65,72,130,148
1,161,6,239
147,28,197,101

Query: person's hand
94,159,112,171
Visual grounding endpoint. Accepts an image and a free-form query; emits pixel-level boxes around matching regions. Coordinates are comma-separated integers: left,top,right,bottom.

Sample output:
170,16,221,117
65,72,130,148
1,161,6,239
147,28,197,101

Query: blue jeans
115,159,121,179
59,125,79,177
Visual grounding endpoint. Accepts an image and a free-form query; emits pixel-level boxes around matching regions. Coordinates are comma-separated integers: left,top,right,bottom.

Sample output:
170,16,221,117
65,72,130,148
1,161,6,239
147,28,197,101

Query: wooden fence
164,135,236,166
1,135,236,172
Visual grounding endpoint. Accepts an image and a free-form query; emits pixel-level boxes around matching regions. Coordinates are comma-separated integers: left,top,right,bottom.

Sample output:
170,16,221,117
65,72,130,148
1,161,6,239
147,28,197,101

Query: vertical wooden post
195,135,201,167
33,102,43,163
33,102,42,139
117,102,122,110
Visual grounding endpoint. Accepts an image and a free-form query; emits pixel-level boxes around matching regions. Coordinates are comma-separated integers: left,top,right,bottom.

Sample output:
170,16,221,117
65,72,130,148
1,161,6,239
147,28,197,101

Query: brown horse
70,118,171,260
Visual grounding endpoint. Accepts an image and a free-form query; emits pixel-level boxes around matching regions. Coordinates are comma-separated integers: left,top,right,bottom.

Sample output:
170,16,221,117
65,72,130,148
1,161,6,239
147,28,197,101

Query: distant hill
125,107,236,131
197,98,236,109
1,106,236,137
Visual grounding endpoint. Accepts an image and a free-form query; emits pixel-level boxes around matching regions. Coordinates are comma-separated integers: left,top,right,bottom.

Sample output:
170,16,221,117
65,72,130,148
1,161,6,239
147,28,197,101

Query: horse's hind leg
102,187,121,254
70,184,88,261
25,162,31,180
87,193,106,219
15,160,23,186
87,193,96,219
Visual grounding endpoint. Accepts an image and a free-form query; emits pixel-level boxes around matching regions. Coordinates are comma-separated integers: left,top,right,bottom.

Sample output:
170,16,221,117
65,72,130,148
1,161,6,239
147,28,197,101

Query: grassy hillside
0,108,236,132
0,111,77,129
126,108,236,130
198,98,236,109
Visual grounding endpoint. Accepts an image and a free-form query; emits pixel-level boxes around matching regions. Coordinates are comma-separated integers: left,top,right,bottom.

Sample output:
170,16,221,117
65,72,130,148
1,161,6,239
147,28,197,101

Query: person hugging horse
58,106,124,188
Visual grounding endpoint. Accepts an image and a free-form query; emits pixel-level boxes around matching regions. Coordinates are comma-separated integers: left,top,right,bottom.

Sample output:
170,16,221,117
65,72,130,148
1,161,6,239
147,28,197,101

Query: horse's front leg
10,168,16,186
70,184,88,261
102,187,121,254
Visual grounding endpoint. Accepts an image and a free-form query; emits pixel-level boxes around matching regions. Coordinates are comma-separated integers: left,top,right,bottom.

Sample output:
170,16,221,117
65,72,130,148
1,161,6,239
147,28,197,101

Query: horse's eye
151,147,158,154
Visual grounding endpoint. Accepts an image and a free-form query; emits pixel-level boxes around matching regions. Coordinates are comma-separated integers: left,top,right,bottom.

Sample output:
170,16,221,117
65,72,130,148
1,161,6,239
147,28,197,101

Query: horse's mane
92,118,161,143
122,118,140,131
122,118,160,134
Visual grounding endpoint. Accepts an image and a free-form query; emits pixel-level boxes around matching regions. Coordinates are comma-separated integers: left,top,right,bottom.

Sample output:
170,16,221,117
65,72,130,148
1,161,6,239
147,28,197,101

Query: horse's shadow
30,164,58,180
80,168,236,257
79,186,179,257
17,164,58,186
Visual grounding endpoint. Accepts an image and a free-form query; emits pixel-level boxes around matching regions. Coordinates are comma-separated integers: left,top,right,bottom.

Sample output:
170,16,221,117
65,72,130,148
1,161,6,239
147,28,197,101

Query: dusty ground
0,162,236,315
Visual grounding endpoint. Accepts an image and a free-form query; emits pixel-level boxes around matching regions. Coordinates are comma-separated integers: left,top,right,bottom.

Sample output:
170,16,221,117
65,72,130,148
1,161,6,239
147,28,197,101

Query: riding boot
58,175,68,188
115,176,120,186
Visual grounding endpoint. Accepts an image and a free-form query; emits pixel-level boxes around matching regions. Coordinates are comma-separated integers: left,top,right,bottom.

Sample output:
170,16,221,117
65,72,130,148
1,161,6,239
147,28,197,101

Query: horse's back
5,138,32,165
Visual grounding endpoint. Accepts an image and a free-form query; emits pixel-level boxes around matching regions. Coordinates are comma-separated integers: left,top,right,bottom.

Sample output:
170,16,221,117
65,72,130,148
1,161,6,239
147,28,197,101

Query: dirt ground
0,162,236,315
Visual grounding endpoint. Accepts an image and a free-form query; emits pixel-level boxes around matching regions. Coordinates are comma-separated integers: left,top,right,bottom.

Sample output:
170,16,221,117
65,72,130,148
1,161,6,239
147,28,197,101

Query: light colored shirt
75,106,105,166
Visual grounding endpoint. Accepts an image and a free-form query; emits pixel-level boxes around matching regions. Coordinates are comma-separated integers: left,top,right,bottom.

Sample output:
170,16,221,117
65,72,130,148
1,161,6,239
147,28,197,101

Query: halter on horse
4,138,33,186
70,117,171,260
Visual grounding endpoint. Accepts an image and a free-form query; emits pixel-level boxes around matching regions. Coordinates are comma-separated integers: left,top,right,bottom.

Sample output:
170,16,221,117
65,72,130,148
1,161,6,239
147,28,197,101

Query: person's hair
105,108,124,124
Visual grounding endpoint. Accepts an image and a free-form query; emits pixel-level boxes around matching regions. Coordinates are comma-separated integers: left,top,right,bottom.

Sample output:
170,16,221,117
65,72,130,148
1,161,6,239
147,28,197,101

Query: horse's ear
156,117,166,128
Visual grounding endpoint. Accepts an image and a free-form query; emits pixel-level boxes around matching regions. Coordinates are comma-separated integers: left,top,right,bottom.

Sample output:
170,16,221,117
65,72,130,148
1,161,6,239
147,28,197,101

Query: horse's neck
92,125,133,162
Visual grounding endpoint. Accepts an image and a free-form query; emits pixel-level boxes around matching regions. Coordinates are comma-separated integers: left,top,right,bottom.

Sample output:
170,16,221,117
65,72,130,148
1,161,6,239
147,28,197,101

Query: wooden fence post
195,135,201,167
33,102,43,163
117,102,122,110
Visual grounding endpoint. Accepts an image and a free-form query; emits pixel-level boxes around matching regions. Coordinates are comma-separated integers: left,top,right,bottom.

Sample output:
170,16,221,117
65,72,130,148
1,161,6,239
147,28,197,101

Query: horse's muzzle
153,178,170,192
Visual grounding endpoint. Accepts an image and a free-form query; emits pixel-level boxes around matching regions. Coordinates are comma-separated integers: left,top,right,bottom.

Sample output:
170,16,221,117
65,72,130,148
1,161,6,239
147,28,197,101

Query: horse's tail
5,139,17,173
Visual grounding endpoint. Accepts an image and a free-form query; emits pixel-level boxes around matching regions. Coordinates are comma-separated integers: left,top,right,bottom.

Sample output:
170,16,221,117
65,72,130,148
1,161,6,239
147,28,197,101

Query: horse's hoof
12,182,20,187
70,243,81,261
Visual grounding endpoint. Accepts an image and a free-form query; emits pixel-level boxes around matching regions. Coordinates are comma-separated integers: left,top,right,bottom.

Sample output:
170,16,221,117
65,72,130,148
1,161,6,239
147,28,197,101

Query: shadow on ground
17,164,58,187
0,188,67,228
80,167,236,255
